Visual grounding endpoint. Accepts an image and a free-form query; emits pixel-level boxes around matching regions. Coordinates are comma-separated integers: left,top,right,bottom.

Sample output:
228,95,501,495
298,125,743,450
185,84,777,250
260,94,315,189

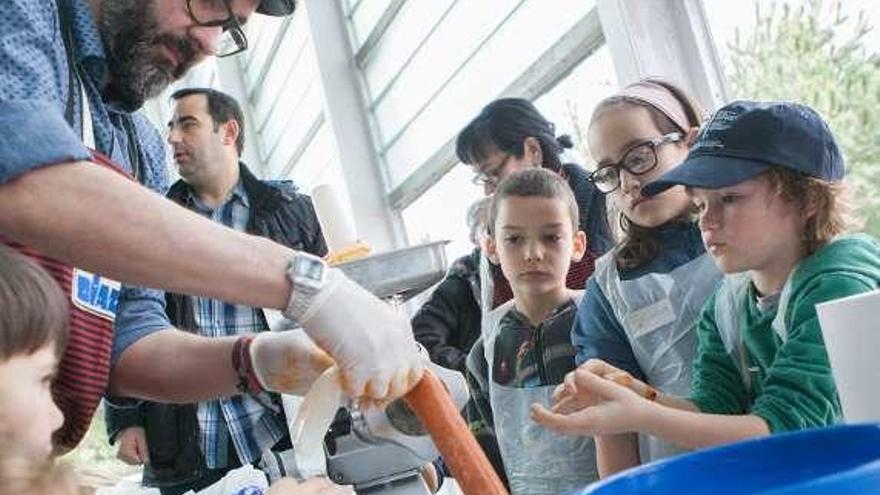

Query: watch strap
284,254,334,322
232,335,264,397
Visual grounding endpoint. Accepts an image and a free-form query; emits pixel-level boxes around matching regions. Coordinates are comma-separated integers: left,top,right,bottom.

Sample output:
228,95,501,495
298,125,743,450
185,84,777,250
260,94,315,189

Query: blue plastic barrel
575,424,880,495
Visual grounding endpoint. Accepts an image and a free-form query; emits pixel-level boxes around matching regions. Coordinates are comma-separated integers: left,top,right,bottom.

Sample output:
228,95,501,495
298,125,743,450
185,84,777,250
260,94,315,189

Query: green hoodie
689,234,880,433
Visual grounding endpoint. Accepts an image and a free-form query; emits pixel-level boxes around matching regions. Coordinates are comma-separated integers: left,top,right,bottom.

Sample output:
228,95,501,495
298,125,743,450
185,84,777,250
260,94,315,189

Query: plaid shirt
189,181,287,469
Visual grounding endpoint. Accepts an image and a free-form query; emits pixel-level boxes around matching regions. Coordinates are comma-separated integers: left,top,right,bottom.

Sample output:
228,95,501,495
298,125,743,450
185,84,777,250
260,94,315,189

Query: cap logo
707,108,739,130
696,108,741,150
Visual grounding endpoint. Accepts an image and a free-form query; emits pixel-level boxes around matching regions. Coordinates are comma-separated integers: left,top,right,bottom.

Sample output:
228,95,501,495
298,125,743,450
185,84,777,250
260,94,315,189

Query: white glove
250,329,336,396
285,268,424,401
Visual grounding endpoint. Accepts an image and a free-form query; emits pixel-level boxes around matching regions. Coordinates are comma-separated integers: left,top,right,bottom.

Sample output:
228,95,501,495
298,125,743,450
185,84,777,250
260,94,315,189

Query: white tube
311,184,358,252
290,366,344,478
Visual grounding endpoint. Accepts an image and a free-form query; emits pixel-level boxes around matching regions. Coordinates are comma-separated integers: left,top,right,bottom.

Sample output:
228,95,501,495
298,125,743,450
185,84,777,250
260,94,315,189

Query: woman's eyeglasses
587,132,682,194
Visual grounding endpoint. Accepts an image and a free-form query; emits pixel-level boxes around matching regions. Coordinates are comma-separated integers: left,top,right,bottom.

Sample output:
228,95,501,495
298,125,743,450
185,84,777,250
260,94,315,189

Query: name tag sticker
625,298,676,338
71,268,120,321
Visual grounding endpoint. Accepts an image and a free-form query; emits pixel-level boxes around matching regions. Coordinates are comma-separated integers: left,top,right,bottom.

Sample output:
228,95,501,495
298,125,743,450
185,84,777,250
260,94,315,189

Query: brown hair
0,451,76,495
171,87,246,155
590,78,706,271
764,167,860,254
0,245,69,360
487,168,579,237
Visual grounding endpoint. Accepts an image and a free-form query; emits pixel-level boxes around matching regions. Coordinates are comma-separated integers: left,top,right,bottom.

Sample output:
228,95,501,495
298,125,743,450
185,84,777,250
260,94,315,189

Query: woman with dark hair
456,97,614,307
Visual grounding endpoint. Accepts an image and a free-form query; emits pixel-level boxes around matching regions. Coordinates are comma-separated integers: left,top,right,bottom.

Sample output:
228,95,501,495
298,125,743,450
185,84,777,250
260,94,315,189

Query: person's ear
485,235,501,265
684,126,700,147
571,230,587,262
222,119,240,148
523,136,543,166
800,189,822,224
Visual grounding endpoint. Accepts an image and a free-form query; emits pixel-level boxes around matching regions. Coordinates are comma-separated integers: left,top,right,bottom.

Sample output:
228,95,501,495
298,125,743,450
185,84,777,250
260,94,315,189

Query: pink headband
615,80,692,132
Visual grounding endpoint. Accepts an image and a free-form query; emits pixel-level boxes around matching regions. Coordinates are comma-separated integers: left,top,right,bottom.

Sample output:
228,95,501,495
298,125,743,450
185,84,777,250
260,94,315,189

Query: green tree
726,0,880,234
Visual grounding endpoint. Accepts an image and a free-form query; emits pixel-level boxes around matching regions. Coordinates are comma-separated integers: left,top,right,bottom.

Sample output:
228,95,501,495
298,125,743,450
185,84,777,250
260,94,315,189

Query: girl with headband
535,78,723,476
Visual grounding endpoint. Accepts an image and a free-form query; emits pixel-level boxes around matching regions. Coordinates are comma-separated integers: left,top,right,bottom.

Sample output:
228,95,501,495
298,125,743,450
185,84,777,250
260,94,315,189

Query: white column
302,0,403,252
597,0,728,111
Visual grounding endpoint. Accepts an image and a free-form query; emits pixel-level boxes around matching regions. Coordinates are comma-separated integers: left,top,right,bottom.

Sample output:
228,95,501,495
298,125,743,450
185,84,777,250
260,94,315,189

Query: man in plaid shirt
106,88,327,495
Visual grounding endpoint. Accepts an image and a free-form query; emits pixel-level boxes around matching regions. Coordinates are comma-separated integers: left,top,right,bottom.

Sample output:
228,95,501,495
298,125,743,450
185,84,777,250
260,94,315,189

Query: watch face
294,256,324,282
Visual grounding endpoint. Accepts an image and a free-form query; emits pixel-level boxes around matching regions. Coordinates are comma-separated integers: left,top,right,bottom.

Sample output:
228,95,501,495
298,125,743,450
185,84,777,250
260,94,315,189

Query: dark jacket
105,162,327,487
411,249,482,372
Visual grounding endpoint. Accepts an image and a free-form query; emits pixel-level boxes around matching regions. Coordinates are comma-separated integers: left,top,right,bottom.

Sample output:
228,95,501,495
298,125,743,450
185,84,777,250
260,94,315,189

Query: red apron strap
1,150,135,450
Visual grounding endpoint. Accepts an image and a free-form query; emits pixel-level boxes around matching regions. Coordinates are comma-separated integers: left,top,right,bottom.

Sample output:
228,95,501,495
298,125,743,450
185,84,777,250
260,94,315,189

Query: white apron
483,296,599,495
594,252,722,461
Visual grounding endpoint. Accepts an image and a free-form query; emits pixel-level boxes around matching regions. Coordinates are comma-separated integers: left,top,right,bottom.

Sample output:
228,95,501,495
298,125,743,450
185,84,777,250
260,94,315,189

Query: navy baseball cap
257,0,296,16
643,100,844,196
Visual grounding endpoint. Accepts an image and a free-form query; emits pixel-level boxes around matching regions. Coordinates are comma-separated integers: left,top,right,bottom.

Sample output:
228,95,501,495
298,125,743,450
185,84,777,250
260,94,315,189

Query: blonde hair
0,452,77,495
764,167,861,254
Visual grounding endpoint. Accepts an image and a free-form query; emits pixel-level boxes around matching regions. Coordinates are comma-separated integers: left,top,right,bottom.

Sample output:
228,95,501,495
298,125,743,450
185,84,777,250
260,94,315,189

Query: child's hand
266,478,354,495
551,359,635,413
604,370,658,402
530,366,653,437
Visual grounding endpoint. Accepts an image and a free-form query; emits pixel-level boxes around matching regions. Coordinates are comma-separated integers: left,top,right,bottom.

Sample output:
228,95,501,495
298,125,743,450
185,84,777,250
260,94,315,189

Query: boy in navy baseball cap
642,100,843,196
532,100,880,458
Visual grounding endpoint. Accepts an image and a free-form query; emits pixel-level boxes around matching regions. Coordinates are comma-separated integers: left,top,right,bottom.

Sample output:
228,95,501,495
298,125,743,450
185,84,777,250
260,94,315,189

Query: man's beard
101,1,199,111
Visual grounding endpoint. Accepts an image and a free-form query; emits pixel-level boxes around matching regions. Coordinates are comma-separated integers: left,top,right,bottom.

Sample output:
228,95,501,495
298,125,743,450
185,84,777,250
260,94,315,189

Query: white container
311,184,358,252
816,289,880,423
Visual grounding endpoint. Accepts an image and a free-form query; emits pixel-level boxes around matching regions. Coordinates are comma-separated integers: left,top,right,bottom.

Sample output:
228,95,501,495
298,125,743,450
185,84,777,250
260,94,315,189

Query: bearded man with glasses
99,0,294,111
0,3,423,493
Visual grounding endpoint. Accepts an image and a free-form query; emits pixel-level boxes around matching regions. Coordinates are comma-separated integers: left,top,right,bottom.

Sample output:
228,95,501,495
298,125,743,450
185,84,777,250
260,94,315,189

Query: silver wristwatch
285,252,329,321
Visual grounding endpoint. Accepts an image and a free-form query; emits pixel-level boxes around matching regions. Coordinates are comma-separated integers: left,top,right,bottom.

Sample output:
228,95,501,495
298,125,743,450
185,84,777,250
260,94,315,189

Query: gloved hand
250,329,336,396
284,267,424,402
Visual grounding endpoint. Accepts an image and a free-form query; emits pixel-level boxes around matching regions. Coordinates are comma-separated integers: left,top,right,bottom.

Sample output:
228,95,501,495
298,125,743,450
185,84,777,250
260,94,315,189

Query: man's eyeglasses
186,0,248,57
587,132,682,194
470,153,513,187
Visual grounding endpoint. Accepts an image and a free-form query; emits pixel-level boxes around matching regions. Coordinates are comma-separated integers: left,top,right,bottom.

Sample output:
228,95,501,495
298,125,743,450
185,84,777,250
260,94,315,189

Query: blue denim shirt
0,0,172,365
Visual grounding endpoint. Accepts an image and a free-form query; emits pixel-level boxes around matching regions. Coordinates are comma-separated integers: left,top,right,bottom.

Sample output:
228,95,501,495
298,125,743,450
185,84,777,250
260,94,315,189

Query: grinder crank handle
403,370,508,495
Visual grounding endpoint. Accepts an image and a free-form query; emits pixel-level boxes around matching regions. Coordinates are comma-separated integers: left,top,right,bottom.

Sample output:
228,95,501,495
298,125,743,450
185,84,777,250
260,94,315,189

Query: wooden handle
404,370,508,495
